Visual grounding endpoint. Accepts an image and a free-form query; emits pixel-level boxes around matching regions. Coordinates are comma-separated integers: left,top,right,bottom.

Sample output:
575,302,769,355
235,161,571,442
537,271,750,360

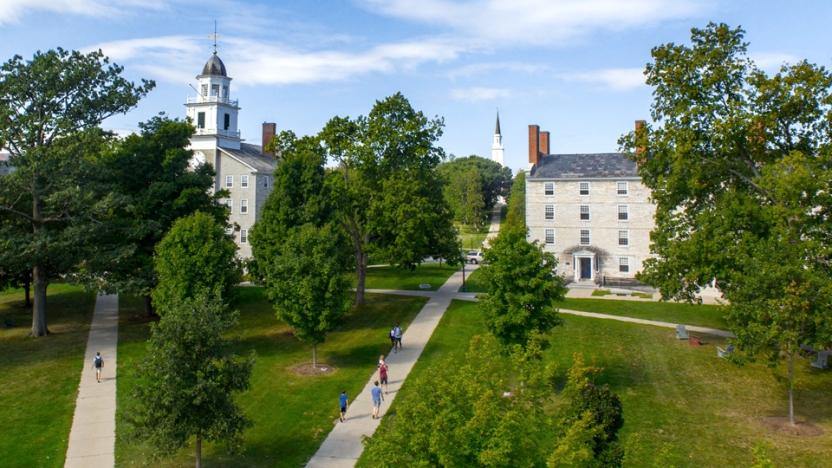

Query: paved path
305,204,503,467
64,293,119,468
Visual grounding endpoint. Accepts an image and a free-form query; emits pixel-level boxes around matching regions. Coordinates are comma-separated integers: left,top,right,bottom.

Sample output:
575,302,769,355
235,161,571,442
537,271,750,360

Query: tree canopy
0,48,154,336
438,155,512,230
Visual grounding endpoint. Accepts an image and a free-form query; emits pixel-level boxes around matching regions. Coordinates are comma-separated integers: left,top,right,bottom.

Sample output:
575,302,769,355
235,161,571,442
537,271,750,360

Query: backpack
94,356,103,367
389,328,396,338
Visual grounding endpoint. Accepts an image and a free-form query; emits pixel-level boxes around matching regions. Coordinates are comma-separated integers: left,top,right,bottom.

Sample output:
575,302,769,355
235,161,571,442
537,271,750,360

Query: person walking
339,390,349,422
379,359,389,397
388,326,396,351
92,352,104,383
371,380,383,419
393,322,403,353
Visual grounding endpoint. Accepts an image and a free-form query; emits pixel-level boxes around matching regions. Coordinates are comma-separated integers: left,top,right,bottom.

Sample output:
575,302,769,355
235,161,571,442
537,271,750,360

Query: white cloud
561,67,645,91
88,35,468,86
751,52,802,70
0,0,169,25
449,87,513,102
447,62,547,78
357,0,706,47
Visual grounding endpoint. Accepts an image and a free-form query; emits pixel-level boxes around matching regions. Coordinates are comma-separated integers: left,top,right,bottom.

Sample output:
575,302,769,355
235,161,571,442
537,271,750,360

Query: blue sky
2,0,830,172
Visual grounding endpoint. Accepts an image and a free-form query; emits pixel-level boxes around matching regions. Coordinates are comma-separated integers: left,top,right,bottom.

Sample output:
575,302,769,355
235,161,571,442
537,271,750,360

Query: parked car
466,250,484,264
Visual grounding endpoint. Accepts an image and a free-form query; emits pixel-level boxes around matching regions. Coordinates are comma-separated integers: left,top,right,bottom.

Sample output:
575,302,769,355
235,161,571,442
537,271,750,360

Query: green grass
359,300,832,467
0,284,97,468
562,298,728,330
349,263,460,291
458,266,487,293
633,292,653,299
115,288,428,467
592,289,613,296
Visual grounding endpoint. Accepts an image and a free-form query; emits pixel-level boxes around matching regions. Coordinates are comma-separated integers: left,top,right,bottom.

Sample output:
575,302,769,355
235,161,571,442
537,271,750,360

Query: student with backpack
389,326,396,350
339,390,349,422
92,352,104,383
393,322,403,353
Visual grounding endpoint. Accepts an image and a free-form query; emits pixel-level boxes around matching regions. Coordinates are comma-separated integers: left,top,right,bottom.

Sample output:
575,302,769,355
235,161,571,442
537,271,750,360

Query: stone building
185,52,277,258
525,123,655,287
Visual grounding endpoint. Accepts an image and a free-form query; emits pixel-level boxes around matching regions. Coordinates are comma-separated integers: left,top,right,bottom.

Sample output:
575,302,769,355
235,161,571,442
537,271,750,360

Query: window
197,112,205,129
222,86,228,98
224,113,230,130
618,205,628,220
211,84,220,96
225,175,233,188
579,182,590,196
241,175,249,188
226,198,233,213
580,229,590,245
240,229,248,244
544,204,554,220
225,227,233,236
619,230,629,246
617,181,628,195
580,205,590,220
201,84,208,96
545,229,555,244
240,199,248,214
544,182,554,196
619,257,629,272
263,176,269,188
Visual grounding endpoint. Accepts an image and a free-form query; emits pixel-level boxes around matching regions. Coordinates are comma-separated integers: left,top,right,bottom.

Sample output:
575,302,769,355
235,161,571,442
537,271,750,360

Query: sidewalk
64,293,119,468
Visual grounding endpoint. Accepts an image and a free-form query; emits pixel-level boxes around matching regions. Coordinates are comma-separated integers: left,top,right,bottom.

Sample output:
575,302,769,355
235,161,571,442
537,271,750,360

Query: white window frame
619,230,629,246
619,257,630,273
579,182,590,196
226,198,233,213
225,175,233,188
241,175,249,188
617,181,628,196
618,205,628,221
240,199,248,214
240,229,248,244
580,205,590,221
544,182,554,196
545,228,555,245
263,176,269,188
580,229,590,246
225,227,233,236
211,84,220,96
544,204,554,220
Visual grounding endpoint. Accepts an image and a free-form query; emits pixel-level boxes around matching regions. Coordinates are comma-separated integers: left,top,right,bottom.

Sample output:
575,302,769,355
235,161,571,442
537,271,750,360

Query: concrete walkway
64,293,119,468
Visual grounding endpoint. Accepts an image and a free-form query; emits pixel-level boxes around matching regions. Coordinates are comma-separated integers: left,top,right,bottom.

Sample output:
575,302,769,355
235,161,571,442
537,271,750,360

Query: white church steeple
491,111,505,167
185,51,242,151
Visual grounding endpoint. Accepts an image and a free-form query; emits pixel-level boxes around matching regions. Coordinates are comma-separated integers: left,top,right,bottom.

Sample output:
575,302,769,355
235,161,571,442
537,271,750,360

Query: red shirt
379,364,388,378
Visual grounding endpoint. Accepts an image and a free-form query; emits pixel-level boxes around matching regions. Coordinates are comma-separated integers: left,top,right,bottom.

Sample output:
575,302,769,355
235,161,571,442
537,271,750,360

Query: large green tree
619,23,832,424
438,155,512,230
88,115,227,317
151,211,241,312
321,93,459,305
0,48,153,336
126,293,255,467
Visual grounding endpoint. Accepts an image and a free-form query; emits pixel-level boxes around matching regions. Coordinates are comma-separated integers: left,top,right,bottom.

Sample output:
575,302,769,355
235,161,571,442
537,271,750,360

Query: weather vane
208,20,220,54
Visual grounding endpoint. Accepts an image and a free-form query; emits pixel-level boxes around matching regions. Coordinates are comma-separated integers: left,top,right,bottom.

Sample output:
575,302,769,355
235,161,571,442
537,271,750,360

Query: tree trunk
23,275,31,307
355,250,368,306
31,265,49,336
313,345,317,369
195,436,202,468
439,257,442,270
143,294,155,318
788,353,795,426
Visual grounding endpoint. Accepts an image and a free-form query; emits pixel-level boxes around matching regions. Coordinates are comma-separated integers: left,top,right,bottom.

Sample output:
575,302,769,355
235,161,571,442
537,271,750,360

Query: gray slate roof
202,53,227,77
219,143,276,173
530,153,638,179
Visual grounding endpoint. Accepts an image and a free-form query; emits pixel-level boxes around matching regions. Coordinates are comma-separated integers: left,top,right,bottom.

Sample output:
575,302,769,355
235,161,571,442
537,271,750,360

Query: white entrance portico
572,250,597,281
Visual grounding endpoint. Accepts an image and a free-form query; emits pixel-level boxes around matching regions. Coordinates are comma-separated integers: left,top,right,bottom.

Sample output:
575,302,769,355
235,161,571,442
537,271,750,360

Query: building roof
530,153,638,179
218,143,276,173
202,53,227,77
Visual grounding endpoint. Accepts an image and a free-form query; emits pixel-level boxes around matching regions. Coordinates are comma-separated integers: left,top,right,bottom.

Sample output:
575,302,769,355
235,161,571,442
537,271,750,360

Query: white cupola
185,52,242,151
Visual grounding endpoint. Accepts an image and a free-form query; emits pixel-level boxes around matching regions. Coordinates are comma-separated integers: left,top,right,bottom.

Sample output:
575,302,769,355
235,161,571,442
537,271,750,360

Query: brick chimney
635,120,646,162
528,125,540,167
262,122,276,157
539,131,550,155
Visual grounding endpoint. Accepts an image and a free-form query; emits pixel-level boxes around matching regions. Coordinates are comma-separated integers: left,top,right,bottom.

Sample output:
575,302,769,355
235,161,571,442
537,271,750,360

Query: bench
675,324,689,340
688,333,702,347
3,316,14,328
811,350,830,370
418,284,431,290
717,345,734,358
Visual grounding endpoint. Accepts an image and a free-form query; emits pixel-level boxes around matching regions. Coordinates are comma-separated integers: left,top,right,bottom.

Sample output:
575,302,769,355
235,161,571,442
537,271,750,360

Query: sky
1,0,831,173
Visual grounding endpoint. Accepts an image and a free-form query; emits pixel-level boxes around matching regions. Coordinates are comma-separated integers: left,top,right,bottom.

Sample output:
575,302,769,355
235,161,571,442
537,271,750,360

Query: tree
618,23,832,423
126,293,255,467
0,48,154,336
151,211,241,312
504,172,526,231
87,115,227,317
262,223,352,368
438,155,512,230
362,334,555,467
321,93,459,305
477,218,566,350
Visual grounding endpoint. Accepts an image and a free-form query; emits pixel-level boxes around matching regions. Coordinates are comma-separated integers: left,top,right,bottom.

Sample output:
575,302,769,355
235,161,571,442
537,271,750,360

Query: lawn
358,300,832,467
459,266,486,293
115,288,428,467
349,263,460,291
561,297,728,330
0,284,97,468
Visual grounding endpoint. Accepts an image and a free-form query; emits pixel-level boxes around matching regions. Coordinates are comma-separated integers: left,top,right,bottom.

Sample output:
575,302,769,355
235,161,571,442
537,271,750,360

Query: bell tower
185,51,242,151
491,111,505,167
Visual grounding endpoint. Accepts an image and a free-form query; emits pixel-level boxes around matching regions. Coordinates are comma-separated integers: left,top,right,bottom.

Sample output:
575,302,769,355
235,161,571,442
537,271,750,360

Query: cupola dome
202,53,227,77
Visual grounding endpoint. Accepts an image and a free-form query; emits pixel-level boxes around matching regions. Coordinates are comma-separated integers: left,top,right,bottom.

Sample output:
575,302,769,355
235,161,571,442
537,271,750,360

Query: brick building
524,123,655,287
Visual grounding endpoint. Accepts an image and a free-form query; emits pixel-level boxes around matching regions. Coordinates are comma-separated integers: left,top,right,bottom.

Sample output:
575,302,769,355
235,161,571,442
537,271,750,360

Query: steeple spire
492,109,505,167
495,110,501,135
209,20,220,55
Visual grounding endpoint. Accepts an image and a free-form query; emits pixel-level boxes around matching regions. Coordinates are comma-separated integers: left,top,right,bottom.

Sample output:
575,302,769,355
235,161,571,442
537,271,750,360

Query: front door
580,257,592,279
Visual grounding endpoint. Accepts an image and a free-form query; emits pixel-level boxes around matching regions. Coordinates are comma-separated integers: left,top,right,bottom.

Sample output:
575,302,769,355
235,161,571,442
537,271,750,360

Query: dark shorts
340,406,347,414
380,376,388,385
395,337,402,343
373,399,381,408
